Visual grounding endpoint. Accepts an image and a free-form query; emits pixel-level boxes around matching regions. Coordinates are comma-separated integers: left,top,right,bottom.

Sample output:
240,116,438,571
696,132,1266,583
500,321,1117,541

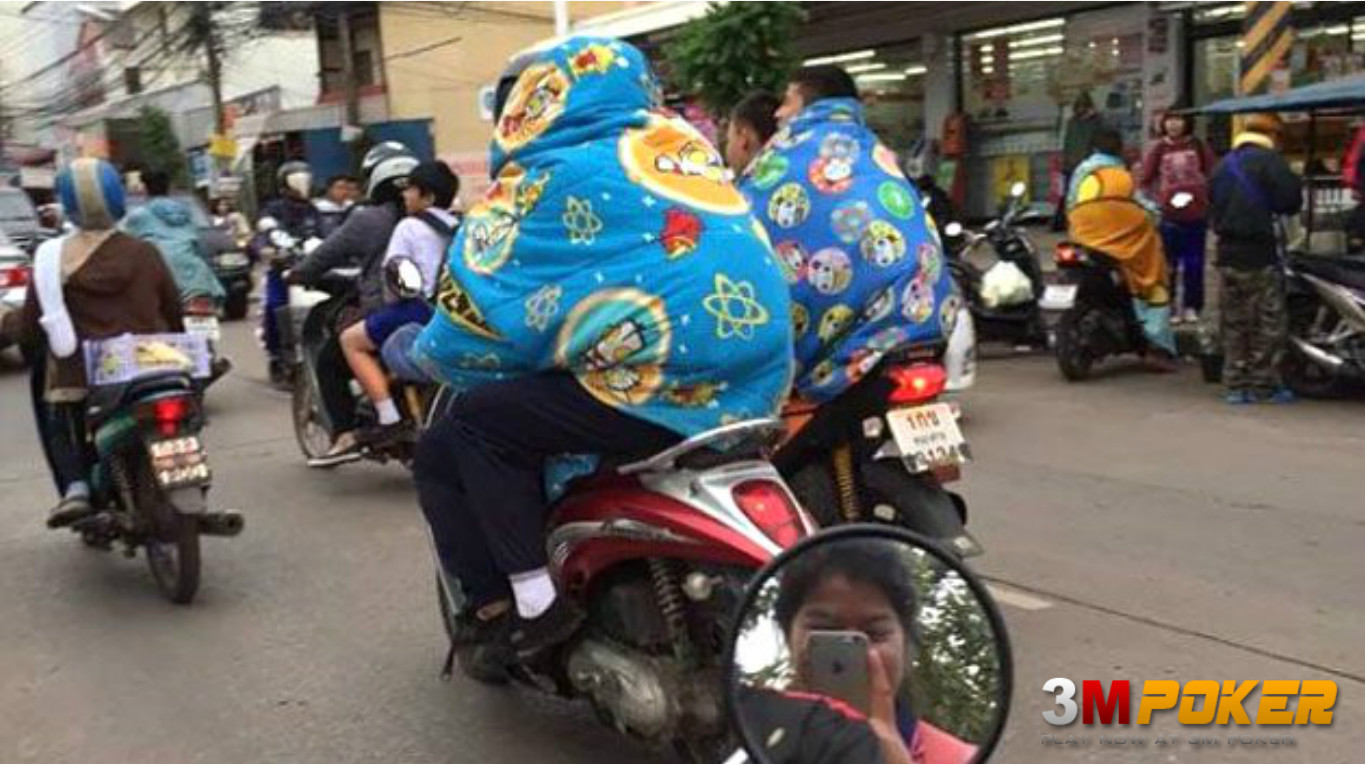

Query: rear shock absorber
647,558,688,658
831,443,861,522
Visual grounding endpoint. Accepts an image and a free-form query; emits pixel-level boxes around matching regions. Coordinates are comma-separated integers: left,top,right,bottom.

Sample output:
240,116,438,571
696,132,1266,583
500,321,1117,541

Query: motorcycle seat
86,373,195,426
1291,254,1364,292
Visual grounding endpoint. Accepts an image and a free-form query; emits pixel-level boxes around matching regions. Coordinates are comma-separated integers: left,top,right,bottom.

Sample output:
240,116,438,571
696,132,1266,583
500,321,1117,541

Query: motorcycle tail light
0,266,29,288
1054,243,1080,265
138,396,195,437
732,480,803,548
185,296,217,315
886,363,947,405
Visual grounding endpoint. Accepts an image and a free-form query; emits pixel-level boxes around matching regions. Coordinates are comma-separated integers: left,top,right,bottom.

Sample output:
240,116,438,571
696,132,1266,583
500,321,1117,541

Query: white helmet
367,154,419,201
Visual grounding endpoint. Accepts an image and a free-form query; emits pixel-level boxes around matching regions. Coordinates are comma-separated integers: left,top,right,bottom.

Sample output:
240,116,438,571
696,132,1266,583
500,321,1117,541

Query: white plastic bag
979,261,1033,308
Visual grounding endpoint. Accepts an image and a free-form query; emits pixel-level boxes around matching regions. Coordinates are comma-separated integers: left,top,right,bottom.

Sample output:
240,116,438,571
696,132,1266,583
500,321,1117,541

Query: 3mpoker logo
1042,679,1337,726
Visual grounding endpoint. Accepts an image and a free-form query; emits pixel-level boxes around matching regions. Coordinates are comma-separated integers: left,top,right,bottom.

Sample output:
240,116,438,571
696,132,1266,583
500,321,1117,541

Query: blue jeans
261,270,288,358
1161,219,1206,313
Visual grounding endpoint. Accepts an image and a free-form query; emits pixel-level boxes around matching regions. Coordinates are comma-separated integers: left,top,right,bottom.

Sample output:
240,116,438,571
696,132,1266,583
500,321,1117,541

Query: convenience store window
806,42,926,155
1193,13,1364,107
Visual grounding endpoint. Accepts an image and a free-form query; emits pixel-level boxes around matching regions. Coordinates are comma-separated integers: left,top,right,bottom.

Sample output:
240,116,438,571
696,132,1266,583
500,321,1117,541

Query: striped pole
1239,1,1293,95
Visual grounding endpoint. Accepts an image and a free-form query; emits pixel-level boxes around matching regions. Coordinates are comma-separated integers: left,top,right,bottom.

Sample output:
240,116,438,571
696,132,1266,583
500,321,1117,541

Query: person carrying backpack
1139,109,1217,324
1207,113,1303,405
313,160,459,466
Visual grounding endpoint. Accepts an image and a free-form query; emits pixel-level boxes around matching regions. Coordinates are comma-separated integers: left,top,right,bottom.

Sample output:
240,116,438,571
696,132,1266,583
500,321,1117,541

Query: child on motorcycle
312,161,458,466
410,37,792,659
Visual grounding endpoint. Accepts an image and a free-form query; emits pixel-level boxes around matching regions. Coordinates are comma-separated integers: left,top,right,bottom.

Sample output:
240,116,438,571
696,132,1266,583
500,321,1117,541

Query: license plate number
185,315,221,342
149,437,211,488
886,403,970,472
1040,283,1078,310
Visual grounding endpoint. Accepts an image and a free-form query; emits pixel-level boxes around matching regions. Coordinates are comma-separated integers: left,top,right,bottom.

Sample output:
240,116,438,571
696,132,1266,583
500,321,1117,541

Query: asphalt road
0,321,1360,763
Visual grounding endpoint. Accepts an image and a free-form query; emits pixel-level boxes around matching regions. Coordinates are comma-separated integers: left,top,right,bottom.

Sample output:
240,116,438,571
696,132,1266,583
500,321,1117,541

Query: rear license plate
1040,283,1078,310
184,315,221,342
148,436,211,488
886,403,970,472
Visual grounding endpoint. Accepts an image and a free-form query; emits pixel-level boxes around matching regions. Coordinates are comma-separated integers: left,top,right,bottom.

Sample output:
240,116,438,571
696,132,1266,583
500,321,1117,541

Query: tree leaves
662,1,805,119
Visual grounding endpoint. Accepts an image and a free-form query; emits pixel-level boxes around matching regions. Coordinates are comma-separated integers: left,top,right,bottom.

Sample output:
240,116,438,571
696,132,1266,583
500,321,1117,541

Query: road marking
986,582,1053,611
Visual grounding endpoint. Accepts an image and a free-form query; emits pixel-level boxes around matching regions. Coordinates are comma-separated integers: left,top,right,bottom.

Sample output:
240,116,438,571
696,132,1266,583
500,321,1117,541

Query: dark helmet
492,50,537,123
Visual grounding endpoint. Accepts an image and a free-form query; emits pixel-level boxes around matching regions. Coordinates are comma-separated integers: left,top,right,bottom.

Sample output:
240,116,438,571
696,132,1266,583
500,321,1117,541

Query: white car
0,228,31,346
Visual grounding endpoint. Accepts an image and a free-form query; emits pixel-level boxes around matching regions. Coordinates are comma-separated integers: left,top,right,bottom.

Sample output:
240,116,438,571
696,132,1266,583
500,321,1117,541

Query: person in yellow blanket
1065,127,1178,371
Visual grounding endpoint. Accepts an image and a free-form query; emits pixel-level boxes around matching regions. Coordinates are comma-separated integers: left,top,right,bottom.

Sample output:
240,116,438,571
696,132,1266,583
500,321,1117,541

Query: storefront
954,5,1155,218
1187,1,1363,158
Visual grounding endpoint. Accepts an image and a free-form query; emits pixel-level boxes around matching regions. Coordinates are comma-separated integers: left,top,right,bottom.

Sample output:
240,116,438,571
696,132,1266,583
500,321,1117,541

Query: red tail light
185,296,217,315
138,396,194,437
887,363,947,405
1054,242,1080,265
0,266,29,289
732,480,803,548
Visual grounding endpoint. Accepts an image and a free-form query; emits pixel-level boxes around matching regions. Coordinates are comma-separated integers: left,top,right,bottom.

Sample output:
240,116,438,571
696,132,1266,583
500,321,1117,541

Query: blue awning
1199,75,1365,114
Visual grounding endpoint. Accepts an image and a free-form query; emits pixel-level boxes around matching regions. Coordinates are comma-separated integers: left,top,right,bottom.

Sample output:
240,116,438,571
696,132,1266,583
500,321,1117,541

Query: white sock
509,568,556,619
65,481,90,500
375,398,401,425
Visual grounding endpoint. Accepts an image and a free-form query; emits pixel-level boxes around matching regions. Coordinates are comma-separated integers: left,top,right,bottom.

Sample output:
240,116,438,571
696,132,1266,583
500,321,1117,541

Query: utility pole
334,6,362,172
194,2,229,191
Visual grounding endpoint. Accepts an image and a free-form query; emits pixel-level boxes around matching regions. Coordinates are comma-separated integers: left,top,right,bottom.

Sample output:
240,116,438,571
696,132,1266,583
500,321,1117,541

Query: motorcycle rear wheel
1055,306,1096,381
121,456,200,604
1282,296,1346,399
292,375,335,462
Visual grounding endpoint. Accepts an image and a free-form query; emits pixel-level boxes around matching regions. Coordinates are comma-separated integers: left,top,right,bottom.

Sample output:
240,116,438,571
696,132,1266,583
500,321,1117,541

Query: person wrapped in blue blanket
409,36,793,660
739,67,958,403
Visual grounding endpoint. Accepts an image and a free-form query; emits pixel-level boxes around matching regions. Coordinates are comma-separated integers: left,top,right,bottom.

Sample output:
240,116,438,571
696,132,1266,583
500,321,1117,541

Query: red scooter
435,418,813,761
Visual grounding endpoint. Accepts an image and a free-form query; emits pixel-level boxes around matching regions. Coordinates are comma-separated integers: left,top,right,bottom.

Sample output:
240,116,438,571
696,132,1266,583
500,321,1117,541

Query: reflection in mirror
944,222,964,238
1009,181,1026,198
729,531,1009,764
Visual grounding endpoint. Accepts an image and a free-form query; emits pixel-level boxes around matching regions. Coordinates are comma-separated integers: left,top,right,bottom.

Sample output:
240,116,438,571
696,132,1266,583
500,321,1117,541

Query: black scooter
945,182,1049,349
1048,241,1154,380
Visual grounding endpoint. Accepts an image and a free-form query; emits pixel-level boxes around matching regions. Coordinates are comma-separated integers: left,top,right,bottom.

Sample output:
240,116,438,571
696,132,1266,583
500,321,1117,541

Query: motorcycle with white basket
72,333,242,604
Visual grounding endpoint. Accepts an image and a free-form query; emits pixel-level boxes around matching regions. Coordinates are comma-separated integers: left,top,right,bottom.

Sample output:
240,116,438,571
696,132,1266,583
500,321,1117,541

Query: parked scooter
945,182,1050,349
73,334,242,604
436,419,814,761
1198,228,1365,397
776,343,979,559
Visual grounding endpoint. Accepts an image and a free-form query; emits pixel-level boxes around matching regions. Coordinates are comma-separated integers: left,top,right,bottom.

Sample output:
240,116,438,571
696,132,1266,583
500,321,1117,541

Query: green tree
136,105,189,189
662,1,805,120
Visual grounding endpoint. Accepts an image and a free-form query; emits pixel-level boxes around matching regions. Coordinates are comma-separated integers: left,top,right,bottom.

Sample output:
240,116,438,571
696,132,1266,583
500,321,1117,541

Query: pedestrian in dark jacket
1207,113,1303,405
1055,92,1105,231
1139,110,1217,323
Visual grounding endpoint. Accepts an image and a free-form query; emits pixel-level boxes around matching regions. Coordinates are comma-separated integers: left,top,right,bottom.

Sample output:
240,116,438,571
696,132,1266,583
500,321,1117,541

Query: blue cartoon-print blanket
740,98,958,402
412,37,793,440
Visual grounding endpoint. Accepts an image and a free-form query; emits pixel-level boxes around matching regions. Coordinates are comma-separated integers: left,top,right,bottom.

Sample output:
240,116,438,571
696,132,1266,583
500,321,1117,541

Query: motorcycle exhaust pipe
198,511,244,537
1289,336,1347,372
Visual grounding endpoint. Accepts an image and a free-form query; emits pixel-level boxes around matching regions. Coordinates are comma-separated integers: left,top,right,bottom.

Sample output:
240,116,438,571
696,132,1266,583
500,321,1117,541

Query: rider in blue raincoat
410,36,793,658
122,170,225,304
740,66,958,403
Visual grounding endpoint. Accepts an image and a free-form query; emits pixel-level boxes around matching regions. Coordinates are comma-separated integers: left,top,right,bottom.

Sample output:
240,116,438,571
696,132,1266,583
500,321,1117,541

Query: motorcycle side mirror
257,216,279,233
724,526,1012,764
1009,181,1027,199
944,222,964,238
1170,191,1194,210
390,258,425,299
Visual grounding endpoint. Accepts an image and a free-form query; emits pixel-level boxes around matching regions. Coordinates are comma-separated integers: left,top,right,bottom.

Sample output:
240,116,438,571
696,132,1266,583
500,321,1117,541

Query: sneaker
1260,387,1297,405
357,420,415,449
47,495,94,529
1225,389,1255,405
509,596,584,658
1182,308,1200,324
307,432,363,468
